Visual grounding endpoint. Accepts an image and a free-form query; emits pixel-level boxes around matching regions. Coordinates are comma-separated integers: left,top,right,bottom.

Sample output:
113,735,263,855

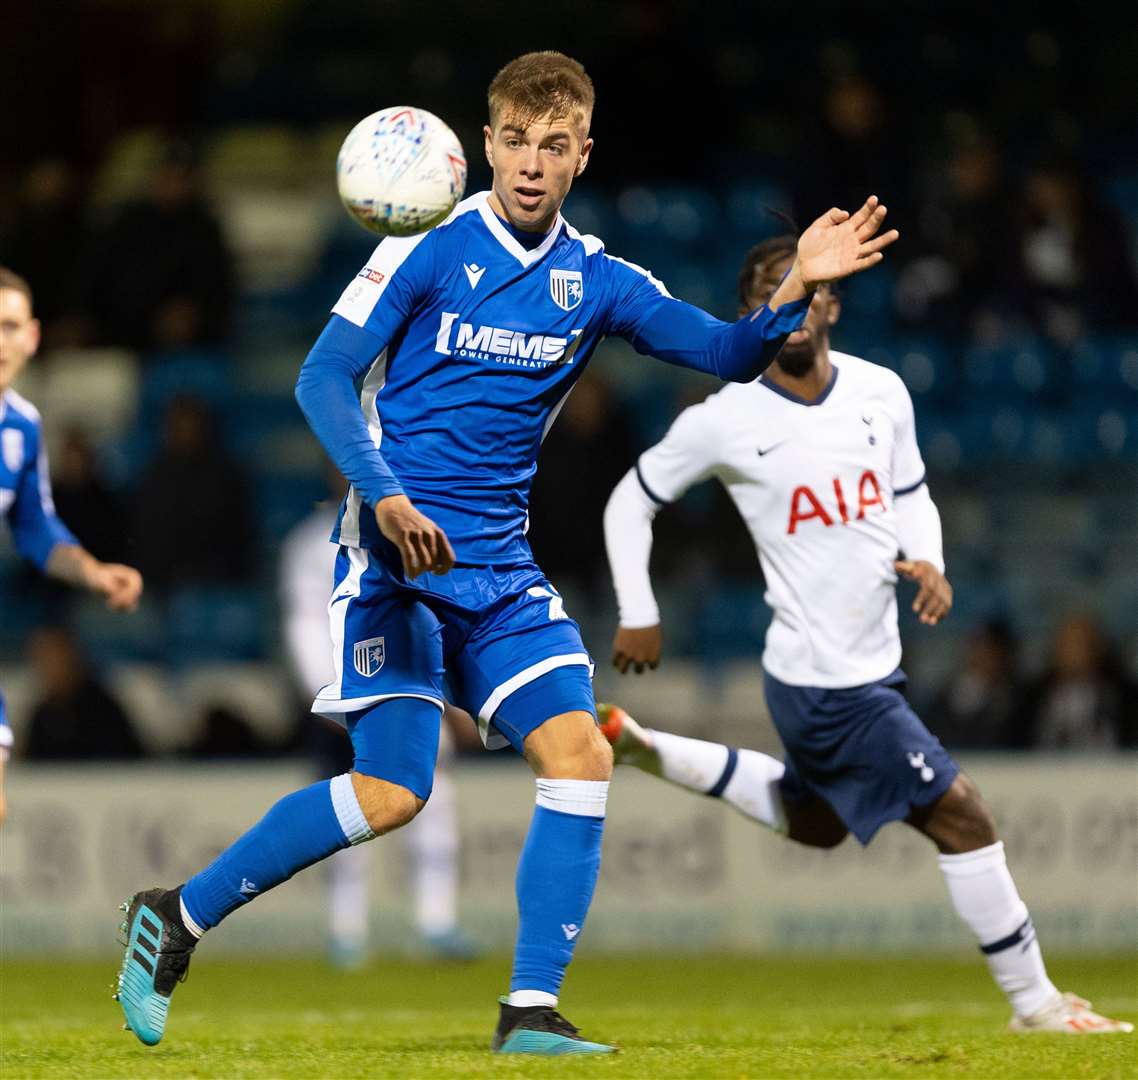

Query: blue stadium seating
166,586,268,664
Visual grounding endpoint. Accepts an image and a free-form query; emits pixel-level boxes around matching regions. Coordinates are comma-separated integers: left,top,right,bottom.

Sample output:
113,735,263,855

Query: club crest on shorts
353,636,385,678
549,268,583,312
2,428,24,472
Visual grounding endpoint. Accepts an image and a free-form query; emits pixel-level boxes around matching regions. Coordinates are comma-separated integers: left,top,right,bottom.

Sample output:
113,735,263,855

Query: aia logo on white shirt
787,470,886,534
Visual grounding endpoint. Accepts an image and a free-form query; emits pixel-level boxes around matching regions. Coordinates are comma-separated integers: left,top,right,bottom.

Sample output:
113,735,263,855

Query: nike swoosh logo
757,442,786,457
464,263,485,290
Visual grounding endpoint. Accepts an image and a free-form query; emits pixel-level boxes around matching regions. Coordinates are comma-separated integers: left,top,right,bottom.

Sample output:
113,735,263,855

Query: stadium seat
562,189,613,238
73,594,168,663
723,182,793,237
962,339,1058,400
166,586,268,663
177,662,296,745
892,338,957,405
254,471,329,538
689,583,771,663
936,493,993,549
138,350,233,416
111,663,180,752
88,127,169,206
39,348,140,445
206,126,311,190
837,264,897,326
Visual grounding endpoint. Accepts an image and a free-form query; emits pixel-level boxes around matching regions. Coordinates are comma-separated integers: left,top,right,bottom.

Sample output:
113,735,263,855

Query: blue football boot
114,887,196,1045
491,997,616,1055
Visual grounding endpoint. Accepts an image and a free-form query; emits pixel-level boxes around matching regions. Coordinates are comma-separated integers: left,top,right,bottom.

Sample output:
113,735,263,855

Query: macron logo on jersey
435,312,583,369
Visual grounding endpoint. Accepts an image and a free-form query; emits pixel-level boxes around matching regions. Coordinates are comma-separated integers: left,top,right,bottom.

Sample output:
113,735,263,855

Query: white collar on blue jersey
473,190,565,268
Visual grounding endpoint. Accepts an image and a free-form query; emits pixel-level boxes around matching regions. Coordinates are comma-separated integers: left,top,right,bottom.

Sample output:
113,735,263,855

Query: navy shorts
763,667,959,845
312,544,595,754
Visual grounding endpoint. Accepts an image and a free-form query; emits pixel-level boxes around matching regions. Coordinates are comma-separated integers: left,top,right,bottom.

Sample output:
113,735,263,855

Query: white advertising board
1,756,1133,954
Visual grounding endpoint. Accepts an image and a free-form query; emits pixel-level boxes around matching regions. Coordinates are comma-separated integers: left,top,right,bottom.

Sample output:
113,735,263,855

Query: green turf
1,954,1133,1078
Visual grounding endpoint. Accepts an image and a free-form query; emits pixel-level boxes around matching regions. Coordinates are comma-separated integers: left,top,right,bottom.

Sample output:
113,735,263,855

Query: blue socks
510,779,608,1002
181,774,373,932
175,762,609,1004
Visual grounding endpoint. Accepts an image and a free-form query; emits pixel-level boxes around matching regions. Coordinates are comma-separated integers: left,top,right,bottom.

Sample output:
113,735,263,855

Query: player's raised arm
604,196,898,384
605,400,725,673
295,233,454,577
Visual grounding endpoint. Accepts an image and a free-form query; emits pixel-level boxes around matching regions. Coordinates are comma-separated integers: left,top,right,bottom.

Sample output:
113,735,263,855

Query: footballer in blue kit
116,51,900,1054
0,268,144,828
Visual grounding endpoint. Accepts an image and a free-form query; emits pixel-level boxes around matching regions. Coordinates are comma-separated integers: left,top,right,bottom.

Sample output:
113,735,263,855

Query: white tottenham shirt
604,351,945,689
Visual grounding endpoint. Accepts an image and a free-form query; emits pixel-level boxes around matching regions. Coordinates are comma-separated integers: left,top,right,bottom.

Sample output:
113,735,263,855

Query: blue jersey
296,190,809,564
0,389,77,570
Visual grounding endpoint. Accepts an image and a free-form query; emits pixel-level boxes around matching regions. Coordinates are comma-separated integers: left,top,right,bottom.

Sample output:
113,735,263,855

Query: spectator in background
89,142,234,353
1006,160,1138,346
526,372,637,596
1015,612,1138,750
0,159,94,350
930,619,1022,748
793,76,909,236
24,625,143,760
897,127,1011,337
181,705,273,759
132,394,256,592
51,426,129,565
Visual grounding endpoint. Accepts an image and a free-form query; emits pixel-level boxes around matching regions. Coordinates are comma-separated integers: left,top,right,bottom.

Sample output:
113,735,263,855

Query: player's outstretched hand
91,562,143,612
612,624,663,674
375,494,456,578
894,560,952,626
795,196,900,290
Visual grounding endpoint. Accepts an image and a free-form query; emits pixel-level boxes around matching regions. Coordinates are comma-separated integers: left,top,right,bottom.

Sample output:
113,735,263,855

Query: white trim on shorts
476,652,594,749
311,690,445,719
321,546,369,704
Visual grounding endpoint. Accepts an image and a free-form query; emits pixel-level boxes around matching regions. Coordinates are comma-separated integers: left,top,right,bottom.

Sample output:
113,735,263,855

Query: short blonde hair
488,51,594,139
0,266,33,310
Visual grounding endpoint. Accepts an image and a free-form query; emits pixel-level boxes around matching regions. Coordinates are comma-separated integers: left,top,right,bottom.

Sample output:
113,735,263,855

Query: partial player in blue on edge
0,268,144,830
599,235,1133,1036
114,51,899,1055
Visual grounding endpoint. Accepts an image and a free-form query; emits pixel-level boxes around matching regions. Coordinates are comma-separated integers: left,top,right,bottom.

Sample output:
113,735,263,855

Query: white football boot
1008,992,1134,1034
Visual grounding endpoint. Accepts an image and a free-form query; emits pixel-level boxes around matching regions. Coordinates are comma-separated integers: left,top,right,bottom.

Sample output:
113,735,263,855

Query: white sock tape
534,778,609,818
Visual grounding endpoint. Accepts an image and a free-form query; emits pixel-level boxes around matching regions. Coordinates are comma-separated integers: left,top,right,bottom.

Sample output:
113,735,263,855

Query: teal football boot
491,997,617,1054
114,887,196,1045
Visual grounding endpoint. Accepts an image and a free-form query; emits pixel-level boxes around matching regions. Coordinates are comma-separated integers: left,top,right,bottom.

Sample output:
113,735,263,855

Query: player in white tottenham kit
599,235,1132,1035
280,489,476,962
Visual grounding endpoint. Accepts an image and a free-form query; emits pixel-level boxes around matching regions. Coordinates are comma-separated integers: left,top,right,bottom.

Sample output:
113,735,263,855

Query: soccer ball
336,106,467,237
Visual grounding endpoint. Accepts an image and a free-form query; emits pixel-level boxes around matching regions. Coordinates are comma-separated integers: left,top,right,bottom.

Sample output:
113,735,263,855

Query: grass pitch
1,953,1134,1078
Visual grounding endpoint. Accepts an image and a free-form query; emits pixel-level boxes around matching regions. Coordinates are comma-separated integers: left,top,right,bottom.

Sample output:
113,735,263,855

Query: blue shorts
312,545,595,754
763,667,959,845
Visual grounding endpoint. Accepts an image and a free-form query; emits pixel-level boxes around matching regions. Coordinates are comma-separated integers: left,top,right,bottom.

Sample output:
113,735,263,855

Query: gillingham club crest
353,636,385,678
549,268,583,312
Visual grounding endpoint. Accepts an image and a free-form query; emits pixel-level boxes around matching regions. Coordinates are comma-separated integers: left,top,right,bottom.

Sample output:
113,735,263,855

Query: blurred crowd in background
2,1,1135,758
